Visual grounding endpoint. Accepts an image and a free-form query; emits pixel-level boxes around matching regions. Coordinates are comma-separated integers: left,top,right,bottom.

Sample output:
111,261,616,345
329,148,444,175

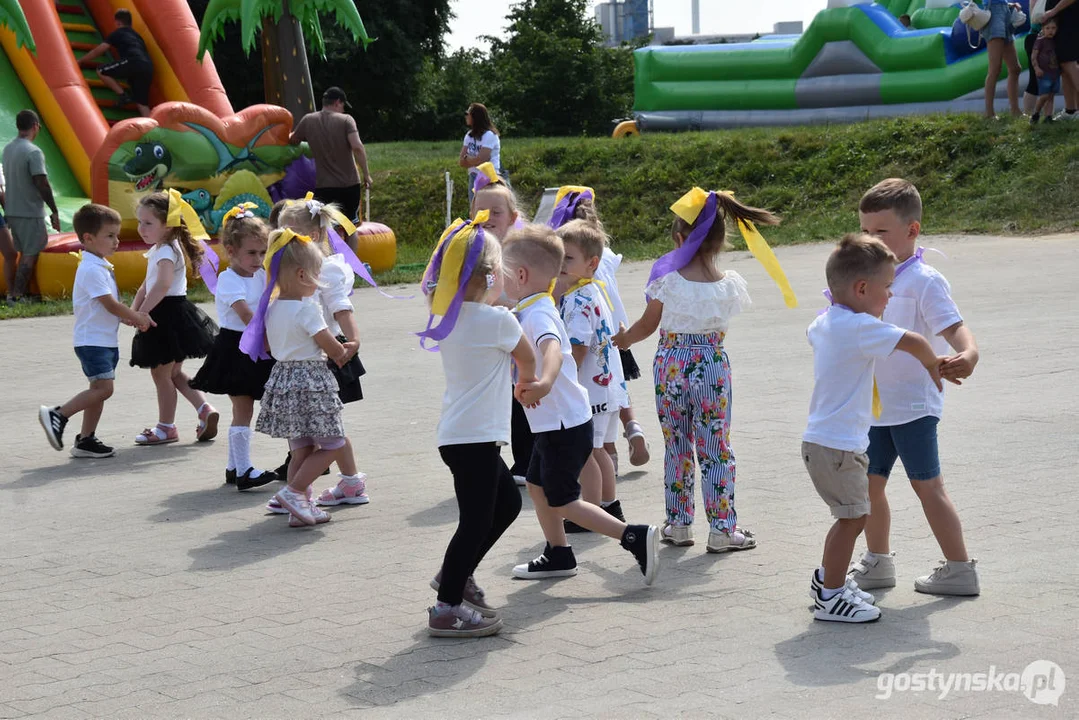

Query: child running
503,224,659,585
803,234,947,622
417,212,535,638
129,191,219,446
190,205,279,491
39,203,153,457
241,229,358,527
613,188,776,552
850,179,981,596
554,219,629,531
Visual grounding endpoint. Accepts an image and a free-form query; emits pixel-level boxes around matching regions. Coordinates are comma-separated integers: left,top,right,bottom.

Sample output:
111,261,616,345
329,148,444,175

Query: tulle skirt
130,296,217,369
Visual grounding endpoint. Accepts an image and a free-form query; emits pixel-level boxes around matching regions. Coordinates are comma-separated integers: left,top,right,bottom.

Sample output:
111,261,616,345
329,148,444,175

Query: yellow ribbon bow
221,201,259,227
263,229,312,272
476,162,502,186
872,380,883,419
68,250,115,270
514,279,558,315
427,211,489,316
554,185,596,206
302,192,357,236
165,189,210,240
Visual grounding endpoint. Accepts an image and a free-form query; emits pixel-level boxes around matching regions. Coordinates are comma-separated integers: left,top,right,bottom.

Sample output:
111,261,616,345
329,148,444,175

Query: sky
445,0,827,50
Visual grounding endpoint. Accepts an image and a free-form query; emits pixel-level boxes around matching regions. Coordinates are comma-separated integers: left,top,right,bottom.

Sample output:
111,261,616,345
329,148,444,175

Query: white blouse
645,270,751,334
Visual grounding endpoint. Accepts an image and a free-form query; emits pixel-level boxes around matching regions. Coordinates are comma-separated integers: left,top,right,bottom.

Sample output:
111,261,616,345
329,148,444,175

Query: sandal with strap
624,421,650,466
135,424,179,446
196,404,219,442
706,527,757,554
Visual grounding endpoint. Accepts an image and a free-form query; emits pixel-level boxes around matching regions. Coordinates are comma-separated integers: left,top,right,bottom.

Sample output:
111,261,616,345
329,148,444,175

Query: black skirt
329,334,365,404
191,329,275,399
131,296,217,369
619,347,641,381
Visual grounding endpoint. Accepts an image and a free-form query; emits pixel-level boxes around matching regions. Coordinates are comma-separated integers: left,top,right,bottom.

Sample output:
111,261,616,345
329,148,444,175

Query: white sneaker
289,505,331,527
915,559,980,596
810,568,875,605
275,487,314,525
512,474,527,487
847,551,896,589
813,584,881,623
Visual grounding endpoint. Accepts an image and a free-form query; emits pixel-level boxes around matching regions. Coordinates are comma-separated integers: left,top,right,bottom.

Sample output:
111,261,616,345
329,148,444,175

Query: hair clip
485,273,496,289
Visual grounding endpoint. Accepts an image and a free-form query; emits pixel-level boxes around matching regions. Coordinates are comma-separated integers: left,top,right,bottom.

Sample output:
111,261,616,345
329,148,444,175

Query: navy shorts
867,416,941,482
526,419,593,507
75,346,120,381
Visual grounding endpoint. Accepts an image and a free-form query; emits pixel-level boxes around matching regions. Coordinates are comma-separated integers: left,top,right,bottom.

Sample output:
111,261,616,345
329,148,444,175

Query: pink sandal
196,404,219,442
316,475,370,506
135,424,179,446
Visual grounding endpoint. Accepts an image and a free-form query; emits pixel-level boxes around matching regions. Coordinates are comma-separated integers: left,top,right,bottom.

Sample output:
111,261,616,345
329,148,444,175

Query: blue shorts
1038,76,1061,96
867,416,941,482
986,3,1015,41
75,346,120,381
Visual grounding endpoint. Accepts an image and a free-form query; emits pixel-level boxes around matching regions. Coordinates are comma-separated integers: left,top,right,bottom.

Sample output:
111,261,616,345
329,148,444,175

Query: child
850,179,981,596
613,188,773,552
1031,18,1061,124
190,206,279,491
417,213,536,637
130,191,219,446
547,186,650,472
274,199,369,507
555,219,629,530
502,224,659,585
242,229,358,527
38,204,153,457
76,9,154,117
803,233,947,622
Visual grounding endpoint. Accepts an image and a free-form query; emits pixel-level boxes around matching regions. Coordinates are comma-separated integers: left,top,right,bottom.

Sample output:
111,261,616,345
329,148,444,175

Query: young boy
77,9,154,117
1031,18,1061,124
803,234,946,623
555,220,628,531
851,179,981,596
39,204,153,457
502,225,659,585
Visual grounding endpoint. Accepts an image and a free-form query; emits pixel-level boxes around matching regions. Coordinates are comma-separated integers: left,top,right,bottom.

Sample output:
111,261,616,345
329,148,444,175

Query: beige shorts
802,441,870,519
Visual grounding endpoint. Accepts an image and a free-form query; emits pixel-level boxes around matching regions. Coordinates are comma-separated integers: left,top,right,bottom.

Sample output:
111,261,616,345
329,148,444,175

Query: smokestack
691,0,700,34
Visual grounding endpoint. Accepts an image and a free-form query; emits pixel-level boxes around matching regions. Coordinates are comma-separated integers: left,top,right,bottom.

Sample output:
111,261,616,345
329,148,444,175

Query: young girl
612,188,781,553
547,186,650,474
241,229,358,527
274,198,369,508
191,205,278,490
417,212,536,638
130,191,219,446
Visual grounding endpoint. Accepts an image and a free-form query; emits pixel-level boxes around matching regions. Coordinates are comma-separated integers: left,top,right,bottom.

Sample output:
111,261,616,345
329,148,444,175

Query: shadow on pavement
186,514,327,571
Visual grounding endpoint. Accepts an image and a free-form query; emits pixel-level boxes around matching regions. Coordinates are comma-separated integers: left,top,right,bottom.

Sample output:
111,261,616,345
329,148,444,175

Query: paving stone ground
0,233,1076,719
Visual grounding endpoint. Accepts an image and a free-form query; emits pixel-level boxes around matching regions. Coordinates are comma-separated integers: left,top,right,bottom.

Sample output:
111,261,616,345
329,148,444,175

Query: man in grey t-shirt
1,110,60,302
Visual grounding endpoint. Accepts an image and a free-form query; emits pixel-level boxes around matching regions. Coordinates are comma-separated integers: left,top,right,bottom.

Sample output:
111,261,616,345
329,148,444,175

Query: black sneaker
274,452,291,480
70,433,115,459
621,524,659,586
236,468,278,491
512,543,578,579
603,500,626,522
225,469,238,484
563,519,592,534
39,405,67,450
1031,113,1041,126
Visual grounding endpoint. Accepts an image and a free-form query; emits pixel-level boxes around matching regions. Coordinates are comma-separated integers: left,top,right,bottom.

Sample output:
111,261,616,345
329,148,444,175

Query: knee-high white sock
230,427,251,473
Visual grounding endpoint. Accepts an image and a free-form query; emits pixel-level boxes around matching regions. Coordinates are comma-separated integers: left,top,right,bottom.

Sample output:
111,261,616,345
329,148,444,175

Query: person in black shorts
77,9,154,117
1044,0,1079,117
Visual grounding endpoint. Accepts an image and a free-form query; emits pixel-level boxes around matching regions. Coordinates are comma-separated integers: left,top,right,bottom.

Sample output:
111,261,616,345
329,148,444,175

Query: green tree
0,0,36,50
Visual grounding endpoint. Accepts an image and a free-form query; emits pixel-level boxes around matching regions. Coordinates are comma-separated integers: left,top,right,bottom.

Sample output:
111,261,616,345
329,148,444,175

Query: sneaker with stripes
810,568,875,605
812,577,881,624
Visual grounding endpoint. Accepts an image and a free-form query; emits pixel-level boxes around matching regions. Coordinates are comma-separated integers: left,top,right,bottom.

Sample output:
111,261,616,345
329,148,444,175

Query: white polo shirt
515,293,592,434
72,252,120,348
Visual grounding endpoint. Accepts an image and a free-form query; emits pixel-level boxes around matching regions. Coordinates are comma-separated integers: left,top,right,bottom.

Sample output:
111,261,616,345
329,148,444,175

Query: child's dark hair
859,178,923,224
674,193,780,260
825,233,897,295
571,196,611,246
467,103,498,139
268,199,289,228
556,219,605,262
137,192,204,267
114,9,133,25
73,203,121,241
221,215,269,251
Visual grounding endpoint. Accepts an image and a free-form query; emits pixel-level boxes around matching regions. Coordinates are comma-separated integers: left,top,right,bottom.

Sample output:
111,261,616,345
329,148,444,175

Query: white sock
230,427,251,473
225,429,237,471
608,452,619,476
159,422,176,429
817,566,826,582
600,499,617,508
339,473,363,485
821,586,843,600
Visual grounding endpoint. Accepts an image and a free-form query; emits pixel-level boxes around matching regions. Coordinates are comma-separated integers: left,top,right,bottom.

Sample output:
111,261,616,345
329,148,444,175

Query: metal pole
445,172,453,227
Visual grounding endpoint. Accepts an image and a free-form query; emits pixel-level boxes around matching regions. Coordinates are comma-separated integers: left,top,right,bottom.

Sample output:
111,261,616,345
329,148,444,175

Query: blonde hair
859,178,923,224
556,219,605,261
278,200,341,254
825,233,897,295
268,229,324,286
463,231,503,302
221,215,269,251
502,224,564,280
137,192,204,266
472,183,528,223
673,193,779,261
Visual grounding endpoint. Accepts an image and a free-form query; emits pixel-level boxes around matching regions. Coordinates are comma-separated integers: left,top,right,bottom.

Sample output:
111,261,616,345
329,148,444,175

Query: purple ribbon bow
327,228,412,300
198,240,220,294
238,251,283,361
645,192,719,299
415,223,486,352
547,189,594,230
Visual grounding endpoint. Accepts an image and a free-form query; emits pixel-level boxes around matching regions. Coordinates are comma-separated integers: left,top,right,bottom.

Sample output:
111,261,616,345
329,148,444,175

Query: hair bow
548,185,595,230
416,210,491,351
221,202,258,226
472,162,503,194
166,189,220,294
239,229,313,361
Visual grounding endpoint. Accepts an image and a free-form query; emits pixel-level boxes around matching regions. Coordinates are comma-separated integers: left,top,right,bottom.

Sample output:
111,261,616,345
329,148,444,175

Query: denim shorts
985,3,1015,41
867,416,941,481
75,346,120,381
1038,76,1062,96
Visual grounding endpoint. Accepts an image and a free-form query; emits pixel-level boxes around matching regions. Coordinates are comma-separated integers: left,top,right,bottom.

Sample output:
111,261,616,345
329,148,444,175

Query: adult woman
1043,0,1079,117
458,103,503,200
983,1,1024,118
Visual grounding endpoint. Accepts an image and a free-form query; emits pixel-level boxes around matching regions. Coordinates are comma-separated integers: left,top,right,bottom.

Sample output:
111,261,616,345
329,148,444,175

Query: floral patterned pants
653,331,737,532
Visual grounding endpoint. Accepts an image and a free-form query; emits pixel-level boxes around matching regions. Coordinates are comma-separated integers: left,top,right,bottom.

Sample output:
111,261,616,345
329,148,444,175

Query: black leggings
1025,33,1039,97
510,394,534,477
437,442,522,606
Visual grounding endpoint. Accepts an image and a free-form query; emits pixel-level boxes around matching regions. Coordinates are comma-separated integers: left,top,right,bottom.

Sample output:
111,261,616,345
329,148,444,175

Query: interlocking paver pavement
0,234,1075,719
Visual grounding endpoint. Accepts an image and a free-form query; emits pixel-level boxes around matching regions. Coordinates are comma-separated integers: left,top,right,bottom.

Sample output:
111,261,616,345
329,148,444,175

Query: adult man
77,9,154,117
289,87,373,220
1,111,60,303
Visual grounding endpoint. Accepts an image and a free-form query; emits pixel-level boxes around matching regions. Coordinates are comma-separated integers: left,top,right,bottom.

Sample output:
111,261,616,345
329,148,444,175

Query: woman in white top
459,103,503,201
613,188,780,554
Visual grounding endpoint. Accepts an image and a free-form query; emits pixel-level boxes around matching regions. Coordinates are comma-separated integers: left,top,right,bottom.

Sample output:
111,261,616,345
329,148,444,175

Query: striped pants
653,331,737,532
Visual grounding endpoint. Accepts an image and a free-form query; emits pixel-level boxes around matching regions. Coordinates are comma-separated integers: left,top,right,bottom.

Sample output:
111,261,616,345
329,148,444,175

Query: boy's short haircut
859,178,923,224
502,224,564,280
114,9,133,25
556,219,605,261
826,233,897,295
73,203,122,241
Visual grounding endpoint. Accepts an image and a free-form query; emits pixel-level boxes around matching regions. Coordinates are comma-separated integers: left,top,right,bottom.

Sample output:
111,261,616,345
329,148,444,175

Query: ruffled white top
645,270,751,334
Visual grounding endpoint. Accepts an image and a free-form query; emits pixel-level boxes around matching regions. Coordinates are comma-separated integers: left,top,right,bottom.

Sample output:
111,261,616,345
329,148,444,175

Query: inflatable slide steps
54,0,139,126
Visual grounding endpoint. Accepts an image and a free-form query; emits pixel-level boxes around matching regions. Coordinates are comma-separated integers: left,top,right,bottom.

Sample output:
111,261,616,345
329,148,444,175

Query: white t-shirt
437,303,523,447
516,294,592,434
214,268,266,332
873,259,962,426
72,252,120,348
560,282,628,414
144,241,187,296
646,271,751,334
803,305,907,453
463,130,501,183
315,254,354,337
595,248,629,328
265,298,327,362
